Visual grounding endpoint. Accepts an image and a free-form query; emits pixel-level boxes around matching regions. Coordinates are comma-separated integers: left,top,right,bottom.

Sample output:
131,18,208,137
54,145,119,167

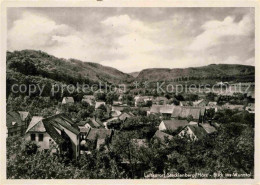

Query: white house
95,101,106,109
62,97,74,104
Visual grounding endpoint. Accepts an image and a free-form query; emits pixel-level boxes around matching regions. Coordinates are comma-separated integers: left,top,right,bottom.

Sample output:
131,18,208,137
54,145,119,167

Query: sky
7,7,255,73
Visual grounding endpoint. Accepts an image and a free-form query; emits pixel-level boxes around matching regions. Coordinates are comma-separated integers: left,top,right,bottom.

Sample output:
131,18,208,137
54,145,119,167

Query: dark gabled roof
6,111,24,128
112,105,128,112
153,130,173,142
162,119,189,131
43,120,64,145
77,121,88,127
86,128,113,141
42,114,79,135
186,125,208,140
201,123,217,134
171,106,202,120
89,118,104,128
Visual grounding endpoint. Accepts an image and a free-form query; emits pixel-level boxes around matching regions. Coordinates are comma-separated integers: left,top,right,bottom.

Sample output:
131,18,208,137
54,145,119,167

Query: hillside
129,71,140,78
7,50,134,85
136,64,255,82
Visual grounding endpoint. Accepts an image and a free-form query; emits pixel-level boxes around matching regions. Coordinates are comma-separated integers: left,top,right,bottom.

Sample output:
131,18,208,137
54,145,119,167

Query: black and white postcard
1,0,259,184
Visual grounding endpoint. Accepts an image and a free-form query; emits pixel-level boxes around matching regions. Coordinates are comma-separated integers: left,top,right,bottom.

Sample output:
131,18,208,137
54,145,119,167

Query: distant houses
148,104,205,122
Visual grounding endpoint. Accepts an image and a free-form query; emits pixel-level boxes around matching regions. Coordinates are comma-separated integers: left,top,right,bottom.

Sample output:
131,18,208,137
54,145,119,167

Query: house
80,128,113,150
160,105,175,119
154,96,168,105
6,111,27,137
95,101,106,109
208,102,217,107
206,102,219,112
148,104,175,116
153,130,173,143
171,106,205,122
148,105,164,114
200,123,217,134
25,116,50,149
89,118,104,128
178,124,207,141
245,103,255,113
18,111,31,128
82,98,95,106
113,101,123,106
193,99,208,107
83,95,95,100
180,101,191,106
118,112,133,122
159,119,189,132
103,117,119,129
25,114,80,160
223,103,244,111
62,97,74,104
135,97,145,107
112,105,128,112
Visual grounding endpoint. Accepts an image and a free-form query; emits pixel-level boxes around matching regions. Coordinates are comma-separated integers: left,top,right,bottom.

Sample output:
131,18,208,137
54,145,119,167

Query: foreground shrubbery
7,121,254,179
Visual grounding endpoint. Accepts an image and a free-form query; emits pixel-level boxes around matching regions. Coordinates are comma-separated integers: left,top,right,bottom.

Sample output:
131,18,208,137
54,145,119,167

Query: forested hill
136,64,255,82
7,50,134,85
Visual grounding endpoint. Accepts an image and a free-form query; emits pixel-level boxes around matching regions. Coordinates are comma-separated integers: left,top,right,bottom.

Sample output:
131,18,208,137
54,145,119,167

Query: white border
1,1,259,184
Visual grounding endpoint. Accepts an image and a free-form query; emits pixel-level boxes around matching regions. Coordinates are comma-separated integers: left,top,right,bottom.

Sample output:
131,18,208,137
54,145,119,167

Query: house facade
6,111,28,137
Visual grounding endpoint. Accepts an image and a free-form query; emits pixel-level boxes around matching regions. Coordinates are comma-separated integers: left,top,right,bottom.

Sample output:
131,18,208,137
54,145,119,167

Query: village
6,85,255,164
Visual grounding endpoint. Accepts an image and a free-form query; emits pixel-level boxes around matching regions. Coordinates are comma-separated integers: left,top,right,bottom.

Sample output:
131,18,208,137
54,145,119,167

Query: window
39,134,44,141
31,134,36,141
